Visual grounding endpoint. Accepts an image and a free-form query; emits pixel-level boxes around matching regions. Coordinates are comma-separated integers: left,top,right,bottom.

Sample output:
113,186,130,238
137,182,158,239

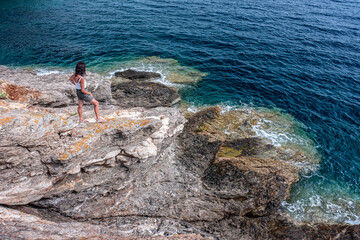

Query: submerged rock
166,72,206,84
112,57,208,84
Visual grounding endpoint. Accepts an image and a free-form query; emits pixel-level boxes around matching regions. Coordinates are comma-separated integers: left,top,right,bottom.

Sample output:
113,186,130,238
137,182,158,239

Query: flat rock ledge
0,66,359,240
111,81,180,108
115,69,162,81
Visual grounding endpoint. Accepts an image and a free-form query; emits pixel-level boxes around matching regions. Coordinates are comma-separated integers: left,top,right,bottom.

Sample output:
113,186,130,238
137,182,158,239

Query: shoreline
1,63,357,236
0,62,359,225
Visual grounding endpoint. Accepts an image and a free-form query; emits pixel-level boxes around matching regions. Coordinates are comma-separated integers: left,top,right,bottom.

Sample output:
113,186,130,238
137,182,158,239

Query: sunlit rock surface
0,100,185,206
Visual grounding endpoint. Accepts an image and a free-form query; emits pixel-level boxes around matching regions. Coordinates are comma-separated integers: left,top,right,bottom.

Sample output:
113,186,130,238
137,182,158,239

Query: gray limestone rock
0,101,186,206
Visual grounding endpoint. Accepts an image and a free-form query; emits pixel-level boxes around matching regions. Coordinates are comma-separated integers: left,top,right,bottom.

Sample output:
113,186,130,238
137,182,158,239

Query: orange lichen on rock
0,117,15,125
138,119,151,127
58,138,89,161
57,118,154,161
58,153,69,161
70,138,89,154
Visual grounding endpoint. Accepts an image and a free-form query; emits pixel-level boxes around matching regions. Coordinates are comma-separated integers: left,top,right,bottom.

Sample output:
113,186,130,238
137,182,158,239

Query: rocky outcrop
176,107,298,219
115,69,161,81
0,66,359,239
0,65,180,109
111,69,180,108
111,81,180,108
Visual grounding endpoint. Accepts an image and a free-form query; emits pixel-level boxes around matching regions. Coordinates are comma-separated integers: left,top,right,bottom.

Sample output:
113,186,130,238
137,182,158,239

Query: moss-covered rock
216,146,243,158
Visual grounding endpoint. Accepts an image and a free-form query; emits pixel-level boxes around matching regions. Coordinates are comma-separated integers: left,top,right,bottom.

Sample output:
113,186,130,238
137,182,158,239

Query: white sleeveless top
75,76,87,90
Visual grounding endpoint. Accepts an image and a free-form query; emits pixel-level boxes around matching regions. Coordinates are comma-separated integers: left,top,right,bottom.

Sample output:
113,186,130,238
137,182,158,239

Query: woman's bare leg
78,100,85,121
89,99,100,119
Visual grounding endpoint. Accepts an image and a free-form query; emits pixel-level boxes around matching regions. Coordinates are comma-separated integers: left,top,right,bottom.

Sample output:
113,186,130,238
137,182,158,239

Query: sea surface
0,0,359,224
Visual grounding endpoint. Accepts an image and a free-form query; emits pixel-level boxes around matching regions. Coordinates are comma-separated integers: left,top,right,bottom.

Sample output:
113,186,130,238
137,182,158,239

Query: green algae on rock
182,105,321,175
216,146,243,158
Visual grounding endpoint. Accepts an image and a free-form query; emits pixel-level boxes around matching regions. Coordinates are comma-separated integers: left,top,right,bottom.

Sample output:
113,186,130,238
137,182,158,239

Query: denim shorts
76,88,94,102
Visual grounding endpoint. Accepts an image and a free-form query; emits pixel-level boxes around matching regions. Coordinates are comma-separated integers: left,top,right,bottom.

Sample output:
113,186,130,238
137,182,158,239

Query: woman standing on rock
69,61,105,123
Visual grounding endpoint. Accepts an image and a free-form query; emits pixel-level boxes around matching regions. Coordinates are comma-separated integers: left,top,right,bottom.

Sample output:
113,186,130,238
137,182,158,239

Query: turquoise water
0,0,359,223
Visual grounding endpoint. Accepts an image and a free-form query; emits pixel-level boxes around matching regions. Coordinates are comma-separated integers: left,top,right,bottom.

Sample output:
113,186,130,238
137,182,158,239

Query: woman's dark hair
75,61,86,76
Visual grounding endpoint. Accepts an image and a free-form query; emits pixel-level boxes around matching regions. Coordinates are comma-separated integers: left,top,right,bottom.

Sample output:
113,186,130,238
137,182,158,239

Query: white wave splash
35,68,66,76
282,190,360,224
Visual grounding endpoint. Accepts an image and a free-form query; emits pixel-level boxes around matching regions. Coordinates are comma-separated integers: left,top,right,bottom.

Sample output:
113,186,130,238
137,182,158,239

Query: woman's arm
69,74,76,85
80,78,92,96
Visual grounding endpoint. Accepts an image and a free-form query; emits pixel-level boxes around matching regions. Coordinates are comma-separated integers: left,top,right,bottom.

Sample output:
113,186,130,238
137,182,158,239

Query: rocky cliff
0,66,359,239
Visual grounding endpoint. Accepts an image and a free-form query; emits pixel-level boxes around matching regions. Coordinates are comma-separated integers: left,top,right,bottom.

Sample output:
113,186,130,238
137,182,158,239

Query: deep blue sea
0,0,359,224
